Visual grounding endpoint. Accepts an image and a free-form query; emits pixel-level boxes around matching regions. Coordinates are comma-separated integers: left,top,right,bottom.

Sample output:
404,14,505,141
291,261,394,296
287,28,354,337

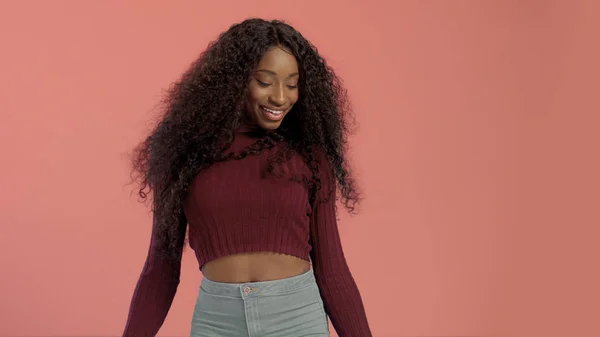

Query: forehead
256,47,298,73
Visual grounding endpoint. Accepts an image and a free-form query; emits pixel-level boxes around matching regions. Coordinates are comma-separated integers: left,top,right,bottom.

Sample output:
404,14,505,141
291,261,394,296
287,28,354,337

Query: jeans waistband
200,268,316,298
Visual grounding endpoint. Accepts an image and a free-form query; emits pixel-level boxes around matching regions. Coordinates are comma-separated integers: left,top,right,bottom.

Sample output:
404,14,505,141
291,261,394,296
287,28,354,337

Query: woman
123,18,372,337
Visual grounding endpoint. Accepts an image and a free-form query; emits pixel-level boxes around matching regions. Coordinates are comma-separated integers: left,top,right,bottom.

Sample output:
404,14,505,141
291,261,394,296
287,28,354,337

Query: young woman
123,18,372,337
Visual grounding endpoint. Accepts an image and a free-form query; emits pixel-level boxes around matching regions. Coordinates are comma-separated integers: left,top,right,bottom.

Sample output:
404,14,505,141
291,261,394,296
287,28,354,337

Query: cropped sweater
122,124,372,337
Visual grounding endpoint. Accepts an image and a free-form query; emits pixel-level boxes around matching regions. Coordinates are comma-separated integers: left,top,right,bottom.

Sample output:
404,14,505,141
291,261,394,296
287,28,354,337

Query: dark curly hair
130,18,360,260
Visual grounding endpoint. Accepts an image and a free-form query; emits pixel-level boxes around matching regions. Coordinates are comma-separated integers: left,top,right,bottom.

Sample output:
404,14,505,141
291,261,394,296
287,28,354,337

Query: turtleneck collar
235,120,275,138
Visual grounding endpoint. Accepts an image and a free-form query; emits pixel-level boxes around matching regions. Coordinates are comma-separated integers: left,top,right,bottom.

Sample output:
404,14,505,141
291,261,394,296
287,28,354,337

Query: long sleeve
122,211,187,337
309,149,373,337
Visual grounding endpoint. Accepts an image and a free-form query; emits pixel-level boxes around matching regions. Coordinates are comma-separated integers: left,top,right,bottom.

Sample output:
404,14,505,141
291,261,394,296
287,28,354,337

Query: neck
236,118,276,137
237,120,259,133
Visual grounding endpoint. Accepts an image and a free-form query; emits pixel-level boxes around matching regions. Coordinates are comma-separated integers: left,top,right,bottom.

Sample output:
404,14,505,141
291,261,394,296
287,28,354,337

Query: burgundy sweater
122,124,372,337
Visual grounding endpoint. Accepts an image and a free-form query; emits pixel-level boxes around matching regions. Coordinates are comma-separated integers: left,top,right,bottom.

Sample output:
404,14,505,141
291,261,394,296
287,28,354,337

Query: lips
260,105,286,121
260,106,285,114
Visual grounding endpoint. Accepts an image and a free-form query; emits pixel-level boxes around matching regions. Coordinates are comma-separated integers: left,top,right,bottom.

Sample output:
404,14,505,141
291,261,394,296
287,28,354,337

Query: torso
201,252,311,283
192,128,313,283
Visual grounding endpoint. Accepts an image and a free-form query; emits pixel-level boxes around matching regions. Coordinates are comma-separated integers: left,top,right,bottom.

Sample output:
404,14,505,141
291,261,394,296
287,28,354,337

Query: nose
269,86,286,106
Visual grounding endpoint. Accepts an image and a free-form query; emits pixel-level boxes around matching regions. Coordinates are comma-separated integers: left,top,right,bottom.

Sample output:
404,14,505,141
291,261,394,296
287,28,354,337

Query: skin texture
244,46,299,131
202,46,308,283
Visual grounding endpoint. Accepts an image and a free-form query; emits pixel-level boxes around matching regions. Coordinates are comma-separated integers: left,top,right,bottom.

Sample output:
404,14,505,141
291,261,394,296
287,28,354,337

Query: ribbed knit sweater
122,124,372,337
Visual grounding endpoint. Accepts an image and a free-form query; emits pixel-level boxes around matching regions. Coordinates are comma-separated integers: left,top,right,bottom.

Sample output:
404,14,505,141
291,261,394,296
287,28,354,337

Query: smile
260,105,286,121
261,106,285,115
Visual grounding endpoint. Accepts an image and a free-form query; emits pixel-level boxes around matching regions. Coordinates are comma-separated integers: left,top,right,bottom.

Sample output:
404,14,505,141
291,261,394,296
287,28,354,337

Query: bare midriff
201,251,311,283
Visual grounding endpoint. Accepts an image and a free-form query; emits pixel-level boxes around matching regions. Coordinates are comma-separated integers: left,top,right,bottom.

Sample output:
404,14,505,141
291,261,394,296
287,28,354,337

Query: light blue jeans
190,268,330,337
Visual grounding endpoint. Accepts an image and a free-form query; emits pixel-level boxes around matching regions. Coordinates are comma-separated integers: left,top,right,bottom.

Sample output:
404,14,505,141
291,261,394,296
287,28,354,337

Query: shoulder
308,145,335,188
311,145,333,173
308,144,327,163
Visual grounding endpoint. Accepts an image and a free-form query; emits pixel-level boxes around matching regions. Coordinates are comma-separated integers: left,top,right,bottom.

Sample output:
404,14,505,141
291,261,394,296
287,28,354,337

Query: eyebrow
255,69,299,78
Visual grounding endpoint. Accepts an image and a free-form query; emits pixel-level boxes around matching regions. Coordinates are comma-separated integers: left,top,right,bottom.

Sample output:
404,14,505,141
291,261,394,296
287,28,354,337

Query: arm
122,211,187,337
309,149,373,337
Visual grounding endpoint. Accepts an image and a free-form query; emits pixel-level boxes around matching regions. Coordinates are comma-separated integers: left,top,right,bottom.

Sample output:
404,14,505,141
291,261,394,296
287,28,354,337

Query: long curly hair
130,18,360,260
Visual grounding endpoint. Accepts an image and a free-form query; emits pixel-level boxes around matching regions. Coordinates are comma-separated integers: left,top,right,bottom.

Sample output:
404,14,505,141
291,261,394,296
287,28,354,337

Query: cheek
247,87,267,106
290,91,299,105
246,89,258,104
245,90,257,113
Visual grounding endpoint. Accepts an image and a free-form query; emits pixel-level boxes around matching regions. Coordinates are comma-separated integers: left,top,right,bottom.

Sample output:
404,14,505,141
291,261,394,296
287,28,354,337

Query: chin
256,120,283,130
252,110,287,130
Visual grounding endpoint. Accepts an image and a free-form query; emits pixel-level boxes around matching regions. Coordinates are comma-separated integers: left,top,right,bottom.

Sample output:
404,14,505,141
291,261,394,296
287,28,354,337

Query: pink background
0,1,598,336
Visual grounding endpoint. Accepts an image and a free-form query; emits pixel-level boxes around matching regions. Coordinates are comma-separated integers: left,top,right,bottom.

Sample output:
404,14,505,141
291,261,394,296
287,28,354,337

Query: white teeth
262,106,283,114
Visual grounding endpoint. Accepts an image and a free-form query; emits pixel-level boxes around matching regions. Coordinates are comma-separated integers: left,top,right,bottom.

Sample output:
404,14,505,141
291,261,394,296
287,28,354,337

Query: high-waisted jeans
190,268,330,337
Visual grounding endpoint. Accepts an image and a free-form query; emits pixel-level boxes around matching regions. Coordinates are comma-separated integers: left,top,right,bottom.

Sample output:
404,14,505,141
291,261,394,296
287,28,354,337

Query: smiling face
244,46,299,130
